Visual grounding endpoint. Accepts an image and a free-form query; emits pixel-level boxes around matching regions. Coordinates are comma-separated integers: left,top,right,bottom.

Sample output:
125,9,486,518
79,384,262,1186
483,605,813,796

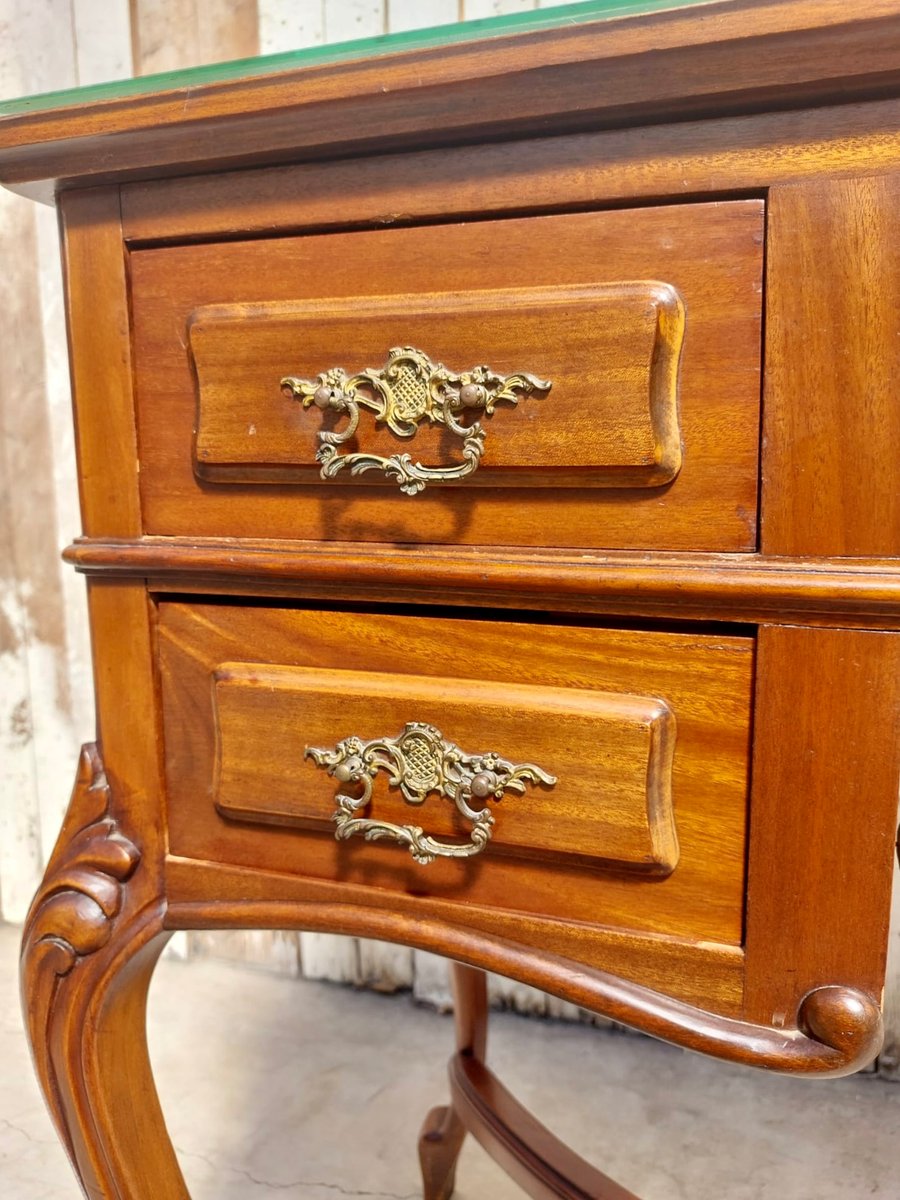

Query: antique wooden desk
4,1,900,1196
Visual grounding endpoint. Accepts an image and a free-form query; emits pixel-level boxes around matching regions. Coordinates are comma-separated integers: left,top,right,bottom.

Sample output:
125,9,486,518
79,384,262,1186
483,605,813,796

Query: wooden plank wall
1,0,897,1055
0,0,131,926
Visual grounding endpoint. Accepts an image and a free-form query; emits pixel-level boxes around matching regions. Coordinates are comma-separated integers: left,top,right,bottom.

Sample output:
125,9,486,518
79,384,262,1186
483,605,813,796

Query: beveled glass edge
0,0,719,119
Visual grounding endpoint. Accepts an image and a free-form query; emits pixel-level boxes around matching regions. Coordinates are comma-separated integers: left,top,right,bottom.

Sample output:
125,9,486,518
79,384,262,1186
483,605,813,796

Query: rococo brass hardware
281,346,552,495
305,721,557,863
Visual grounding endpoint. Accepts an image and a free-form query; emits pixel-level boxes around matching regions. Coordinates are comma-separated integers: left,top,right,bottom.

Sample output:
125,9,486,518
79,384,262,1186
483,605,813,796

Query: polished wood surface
421,963,641,1200
5,1,900,196
190,281,684,489
9,3,900,1197
163,860,882,1078
211,663,679,875
132,202,763,551
65,537,900,627
166,856,746,1015
743,625,900,1023
762,176,900,556
118,96,900,244
158,603,752,949
59,188,139,539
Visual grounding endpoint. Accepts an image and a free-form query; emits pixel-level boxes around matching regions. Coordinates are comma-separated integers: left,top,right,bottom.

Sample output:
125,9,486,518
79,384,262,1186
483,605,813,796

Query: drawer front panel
190,282,683,488
133,201,763,550
159,603,754,946
213,664,678,874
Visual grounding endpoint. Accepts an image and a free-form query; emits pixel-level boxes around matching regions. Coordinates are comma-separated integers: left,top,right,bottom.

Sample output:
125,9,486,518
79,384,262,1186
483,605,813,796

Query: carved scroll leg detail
418,963,488,1200
20,745,187,1200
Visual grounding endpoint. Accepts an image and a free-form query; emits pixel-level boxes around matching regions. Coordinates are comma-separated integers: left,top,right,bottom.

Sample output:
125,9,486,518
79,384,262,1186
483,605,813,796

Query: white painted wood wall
1,0,898,1067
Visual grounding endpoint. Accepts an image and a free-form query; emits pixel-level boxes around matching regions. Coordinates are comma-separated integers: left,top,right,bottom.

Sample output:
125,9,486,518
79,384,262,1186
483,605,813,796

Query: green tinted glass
0,0,717,117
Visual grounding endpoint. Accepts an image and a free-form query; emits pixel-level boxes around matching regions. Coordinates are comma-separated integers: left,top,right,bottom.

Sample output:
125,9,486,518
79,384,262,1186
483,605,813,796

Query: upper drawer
131,201,763,551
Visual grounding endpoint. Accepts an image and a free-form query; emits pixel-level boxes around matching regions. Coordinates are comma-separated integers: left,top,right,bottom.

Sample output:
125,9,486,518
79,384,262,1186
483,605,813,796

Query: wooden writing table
3,1,900,1195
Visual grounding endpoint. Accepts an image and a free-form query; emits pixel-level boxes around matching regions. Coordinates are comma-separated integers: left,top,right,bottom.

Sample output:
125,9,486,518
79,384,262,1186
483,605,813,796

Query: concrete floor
2,924,898,1199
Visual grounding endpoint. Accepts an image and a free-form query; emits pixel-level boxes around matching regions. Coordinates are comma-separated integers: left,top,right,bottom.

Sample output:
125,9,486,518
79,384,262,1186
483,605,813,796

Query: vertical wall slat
324,1,385,42
0,0,81,921
0,184,44,919
413,950,454,1009
389,0,458,34
130,0,260,75
73,0,133,81
358,939,414,991
259,0,325,53
300,932,361,984
189,930,302,976
463,0,536,19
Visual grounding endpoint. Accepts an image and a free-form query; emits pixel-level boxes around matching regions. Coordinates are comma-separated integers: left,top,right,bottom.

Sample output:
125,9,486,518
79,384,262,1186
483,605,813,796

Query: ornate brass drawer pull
305,721,556,863
281,346,552,495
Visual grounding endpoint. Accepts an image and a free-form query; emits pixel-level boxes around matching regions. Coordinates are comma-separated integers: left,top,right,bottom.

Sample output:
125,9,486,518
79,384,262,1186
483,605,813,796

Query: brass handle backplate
281,346,552,495
305,721,556,863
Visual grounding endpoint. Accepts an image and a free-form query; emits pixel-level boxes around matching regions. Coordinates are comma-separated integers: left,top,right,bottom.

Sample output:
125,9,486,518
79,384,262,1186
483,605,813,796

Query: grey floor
2,923,898,1199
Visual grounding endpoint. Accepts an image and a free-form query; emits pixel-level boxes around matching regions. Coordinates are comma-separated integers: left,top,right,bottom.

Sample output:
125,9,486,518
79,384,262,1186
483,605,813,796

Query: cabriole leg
20,744,187,1200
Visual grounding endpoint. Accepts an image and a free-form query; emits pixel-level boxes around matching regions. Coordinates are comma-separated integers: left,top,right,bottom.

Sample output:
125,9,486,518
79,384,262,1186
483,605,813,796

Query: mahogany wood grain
212,663,680,875
65,538,900,628
131,202,763,551
418,964,487,1200
164,872,882,1078
158,602,753,947
86,582,166,889
119,97,900,246
190,282,684,489
5,2,900,196
448,1054,640,1200
743,625,900,1026
762,176,900,557
12,6,900,1197
59,188,139,538
423,962,641,1200
165,856,746,1016
20,581,181,1198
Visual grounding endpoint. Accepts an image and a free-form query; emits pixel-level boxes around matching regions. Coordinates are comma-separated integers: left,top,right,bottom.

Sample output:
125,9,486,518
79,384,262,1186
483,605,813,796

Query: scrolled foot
797,985,883,1071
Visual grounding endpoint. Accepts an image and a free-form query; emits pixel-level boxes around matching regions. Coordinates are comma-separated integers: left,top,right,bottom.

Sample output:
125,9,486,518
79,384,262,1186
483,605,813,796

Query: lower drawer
158,603,754,949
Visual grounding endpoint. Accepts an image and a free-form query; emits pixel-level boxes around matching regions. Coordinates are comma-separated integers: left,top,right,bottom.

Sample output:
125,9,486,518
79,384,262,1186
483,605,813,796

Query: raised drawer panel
159,603,754,947
190,281,684,488
132,201,763,551
212,664,679,874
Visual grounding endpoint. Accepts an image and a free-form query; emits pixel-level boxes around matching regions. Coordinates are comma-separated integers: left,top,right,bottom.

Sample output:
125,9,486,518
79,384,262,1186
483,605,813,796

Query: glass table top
0,0,721,118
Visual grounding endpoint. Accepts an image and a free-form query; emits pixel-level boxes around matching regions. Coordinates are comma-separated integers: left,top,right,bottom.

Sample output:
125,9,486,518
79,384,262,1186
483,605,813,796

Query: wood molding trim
164,889,881,1078
5,2,900,194
117,97,900,246
65,538,900,625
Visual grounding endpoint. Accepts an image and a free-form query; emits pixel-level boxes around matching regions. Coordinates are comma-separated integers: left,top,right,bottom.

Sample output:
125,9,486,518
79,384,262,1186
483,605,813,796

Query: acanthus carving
19,744,167,1188
21,744,141,982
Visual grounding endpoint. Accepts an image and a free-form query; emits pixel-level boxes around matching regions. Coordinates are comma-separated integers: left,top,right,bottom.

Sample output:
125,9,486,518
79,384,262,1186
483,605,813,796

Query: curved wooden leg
420,958,640,1200
418,963,488,1200
20,745,188,1200
419,1104,467,1200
